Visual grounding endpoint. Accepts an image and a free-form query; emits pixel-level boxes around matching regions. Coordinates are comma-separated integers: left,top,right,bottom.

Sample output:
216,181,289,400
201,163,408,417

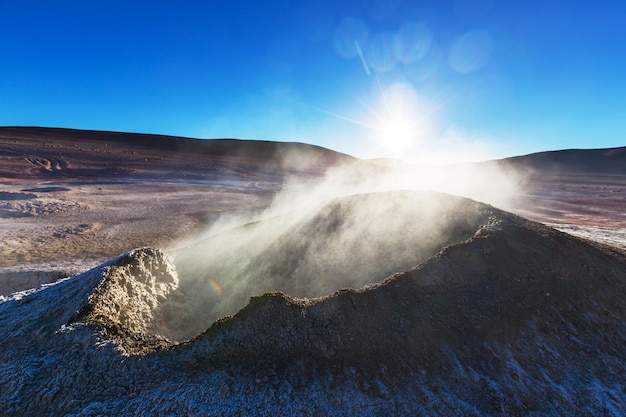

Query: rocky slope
1,191,625,416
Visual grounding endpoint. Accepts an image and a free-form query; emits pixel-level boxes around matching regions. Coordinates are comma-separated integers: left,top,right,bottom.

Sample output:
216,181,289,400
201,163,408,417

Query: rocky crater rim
72,247,197,354
66,191,518,353
171,190,505,329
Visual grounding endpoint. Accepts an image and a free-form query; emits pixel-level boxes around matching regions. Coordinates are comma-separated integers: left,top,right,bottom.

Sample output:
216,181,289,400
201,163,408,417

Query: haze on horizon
1,0,625,164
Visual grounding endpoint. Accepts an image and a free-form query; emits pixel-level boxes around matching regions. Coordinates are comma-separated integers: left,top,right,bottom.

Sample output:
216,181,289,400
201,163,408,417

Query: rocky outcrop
73,248,198,353
1,191,625,416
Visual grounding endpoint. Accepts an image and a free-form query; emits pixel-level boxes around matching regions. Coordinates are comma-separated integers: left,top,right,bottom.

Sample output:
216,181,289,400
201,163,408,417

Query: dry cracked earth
1,127,625,416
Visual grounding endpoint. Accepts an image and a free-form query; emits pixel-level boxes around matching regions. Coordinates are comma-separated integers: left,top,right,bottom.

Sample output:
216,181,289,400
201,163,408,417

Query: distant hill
0,126,357,182
3,127,624,180
487,146,626,175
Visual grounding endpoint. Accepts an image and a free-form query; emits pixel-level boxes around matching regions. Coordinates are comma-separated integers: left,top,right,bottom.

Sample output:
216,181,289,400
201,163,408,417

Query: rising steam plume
169,160,527,334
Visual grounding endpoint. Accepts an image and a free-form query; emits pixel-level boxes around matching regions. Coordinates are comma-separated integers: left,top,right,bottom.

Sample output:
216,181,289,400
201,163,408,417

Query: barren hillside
0,126,356,182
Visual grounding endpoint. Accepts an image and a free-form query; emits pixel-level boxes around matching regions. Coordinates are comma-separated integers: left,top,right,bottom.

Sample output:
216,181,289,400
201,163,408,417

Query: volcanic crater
172,190,498,335
2,190,624,415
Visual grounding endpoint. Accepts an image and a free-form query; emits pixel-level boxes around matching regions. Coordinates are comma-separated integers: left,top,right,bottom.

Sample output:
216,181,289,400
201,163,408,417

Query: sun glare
316,82,436,161
374,83,423,155
379,115,416,152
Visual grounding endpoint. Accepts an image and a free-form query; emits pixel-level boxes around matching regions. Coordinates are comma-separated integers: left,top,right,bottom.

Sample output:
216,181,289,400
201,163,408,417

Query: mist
168,157,528,334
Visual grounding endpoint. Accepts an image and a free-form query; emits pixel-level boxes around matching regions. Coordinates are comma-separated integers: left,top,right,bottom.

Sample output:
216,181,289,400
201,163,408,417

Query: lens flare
332,17,370,60
366,32,398,73
206,278,222,297
448,30,493,74
393,21,432,64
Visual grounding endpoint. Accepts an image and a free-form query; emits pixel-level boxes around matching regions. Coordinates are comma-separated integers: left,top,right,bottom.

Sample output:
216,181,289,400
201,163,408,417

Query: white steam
167,158,528,332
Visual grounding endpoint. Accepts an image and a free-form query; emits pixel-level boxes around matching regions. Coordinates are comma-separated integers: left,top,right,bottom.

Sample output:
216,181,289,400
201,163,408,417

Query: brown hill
486,146,626,175
0,126,356,182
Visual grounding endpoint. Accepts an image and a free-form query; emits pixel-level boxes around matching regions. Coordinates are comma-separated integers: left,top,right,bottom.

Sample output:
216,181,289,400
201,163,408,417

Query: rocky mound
73,248,197,353
1,191,625,416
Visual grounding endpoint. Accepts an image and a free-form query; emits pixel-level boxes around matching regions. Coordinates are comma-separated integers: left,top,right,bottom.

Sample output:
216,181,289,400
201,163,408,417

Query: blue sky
1,0,625,163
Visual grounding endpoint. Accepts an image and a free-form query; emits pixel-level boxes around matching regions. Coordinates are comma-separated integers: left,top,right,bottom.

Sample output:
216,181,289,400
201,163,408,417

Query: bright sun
318,82,430,161
374,83,422,156
379,116,416,153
